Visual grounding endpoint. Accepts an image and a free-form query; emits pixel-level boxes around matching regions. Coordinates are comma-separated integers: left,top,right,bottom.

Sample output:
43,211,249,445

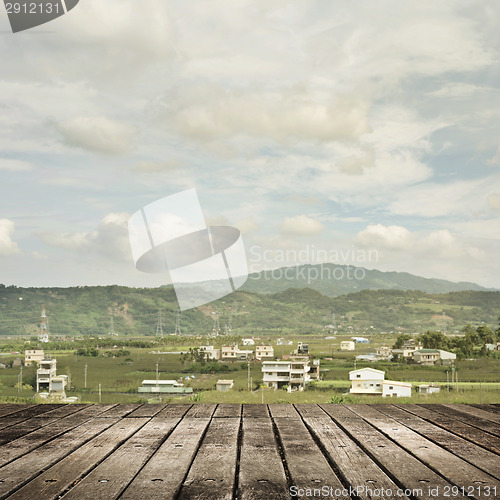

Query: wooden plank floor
0,404,498,499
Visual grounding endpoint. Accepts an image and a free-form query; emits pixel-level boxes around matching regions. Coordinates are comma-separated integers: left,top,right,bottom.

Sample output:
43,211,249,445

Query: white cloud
0,159,33,171
356,224,413,250
38,212,132,261
488,193,500,211
428,83,482,98
280,215,324,236
0,220,20,256
58,116,138,154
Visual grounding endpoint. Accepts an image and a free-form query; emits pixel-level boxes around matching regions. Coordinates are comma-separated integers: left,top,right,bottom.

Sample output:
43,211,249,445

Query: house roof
349,368,385,375
383,380,412,387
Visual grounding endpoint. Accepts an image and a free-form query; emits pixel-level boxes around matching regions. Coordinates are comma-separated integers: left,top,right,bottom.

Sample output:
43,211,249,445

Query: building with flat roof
262,359,310,390
25,349,44,366
349,367,411,397
138,380,193,394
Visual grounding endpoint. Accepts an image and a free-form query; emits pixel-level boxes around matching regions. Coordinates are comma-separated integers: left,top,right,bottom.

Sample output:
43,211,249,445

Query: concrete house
413,349,456,365
349,368,412,397
138,380,193,394
199,345,220,360
221,345,253,361
255,345,274,361
25,349,44,366
340,341,355,351
36,356,68,397
216,380,234,391
262,359,310,390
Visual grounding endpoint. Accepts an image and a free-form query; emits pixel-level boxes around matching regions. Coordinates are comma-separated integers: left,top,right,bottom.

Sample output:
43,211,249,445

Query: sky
0,0,499,289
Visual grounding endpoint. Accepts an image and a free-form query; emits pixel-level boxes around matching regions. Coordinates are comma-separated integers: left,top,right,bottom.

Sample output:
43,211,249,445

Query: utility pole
98,383,101,403
84,363,88,389
247,359,250,391
18,366,23,393
156,361,159,393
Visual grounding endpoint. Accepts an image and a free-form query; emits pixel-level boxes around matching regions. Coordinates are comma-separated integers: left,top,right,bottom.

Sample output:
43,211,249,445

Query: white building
412,349,456,365
199,345,220,360
255,345,274,361
138,380,193,394
262,359,310,390
221,345,253,361
25,349,44,367
340,341,355,351
216,380,234,391
349,368,411,397
36,356,68,396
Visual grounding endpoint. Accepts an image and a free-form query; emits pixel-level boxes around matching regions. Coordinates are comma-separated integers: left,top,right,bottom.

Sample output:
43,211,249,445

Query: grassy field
0,333,499,404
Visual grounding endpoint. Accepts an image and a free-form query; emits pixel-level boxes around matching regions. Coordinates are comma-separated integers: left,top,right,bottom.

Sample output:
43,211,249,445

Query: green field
1,333,499,404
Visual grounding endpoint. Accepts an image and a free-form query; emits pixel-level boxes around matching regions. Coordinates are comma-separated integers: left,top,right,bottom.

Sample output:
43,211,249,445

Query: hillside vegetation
0,284,498,337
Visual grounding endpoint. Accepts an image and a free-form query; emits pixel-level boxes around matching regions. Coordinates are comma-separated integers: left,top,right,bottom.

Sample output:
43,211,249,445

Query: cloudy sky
0,0,499,289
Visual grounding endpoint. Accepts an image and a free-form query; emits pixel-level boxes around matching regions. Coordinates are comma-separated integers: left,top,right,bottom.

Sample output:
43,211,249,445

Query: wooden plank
0,416,119,497
294,404,326,418
213,403,241,418
3,404,62,420
0,416,60,445
421,404,500,437
472,404,500,415
179,417,240,499
59,418,181,500
347,404,500,492
443,403,500,425
373,404,500,480
320,405,467,500
272,416,349,499
296,411,410,500
268,404,300,418
156,404,192,418
33,404,89,418
7,417,149,500
0,404,120,468
0,404,36,418
0,417,25,431
120,417,211,499
396,404,500,456
242,404,269,418
238,417,289,499
125,404,167,418
99,403,141,418
184,404,216,418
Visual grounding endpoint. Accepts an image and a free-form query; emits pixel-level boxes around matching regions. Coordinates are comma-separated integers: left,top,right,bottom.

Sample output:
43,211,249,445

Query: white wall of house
382,381,412,398
341,341,355,351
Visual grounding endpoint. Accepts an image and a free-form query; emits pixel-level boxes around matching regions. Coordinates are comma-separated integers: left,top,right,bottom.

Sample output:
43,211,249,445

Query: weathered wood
6,418,149,500
238,417,289,499
32,404,89,418
2,404,62,420
99,403,141,418
0,404,36,418
242,404,269,418
60,418,180,500
0,416,119,497
294,404,326,417
0,416,60,445
120,417,211,499
296,411,409,500
156,403,192,418
443,403,500,425
421,404,500,437
396,404,500,455
472,404,500,415
373,404,500,480
273,416,348,499
125,404,167,418
213,403,241,418
179,417,240,499
0,404,119,468
268,404,300,418
347,404,500,492
320,405,466,500
184,404,217,418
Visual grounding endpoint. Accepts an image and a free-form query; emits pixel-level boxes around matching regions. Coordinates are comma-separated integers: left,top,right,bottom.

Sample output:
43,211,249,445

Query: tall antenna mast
212,311,220,336
174,308,182,336
39,304,49,343
156,310,164,336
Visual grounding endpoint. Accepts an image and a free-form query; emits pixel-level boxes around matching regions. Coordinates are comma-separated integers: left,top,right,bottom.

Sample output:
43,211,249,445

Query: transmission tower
212,311,220,336
156,310,164,336
109,314,115,336
174,308,182,336
38,304,49,343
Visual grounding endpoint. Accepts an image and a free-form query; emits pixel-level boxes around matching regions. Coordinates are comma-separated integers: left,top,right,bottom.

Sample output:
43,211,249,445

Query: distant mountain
241,264,494,297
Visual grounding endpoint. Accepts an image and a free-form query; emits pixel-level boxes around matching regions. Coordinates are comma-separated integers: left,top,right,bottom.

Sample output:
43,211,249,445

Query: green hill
0,283,498,337
241,263,493,296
